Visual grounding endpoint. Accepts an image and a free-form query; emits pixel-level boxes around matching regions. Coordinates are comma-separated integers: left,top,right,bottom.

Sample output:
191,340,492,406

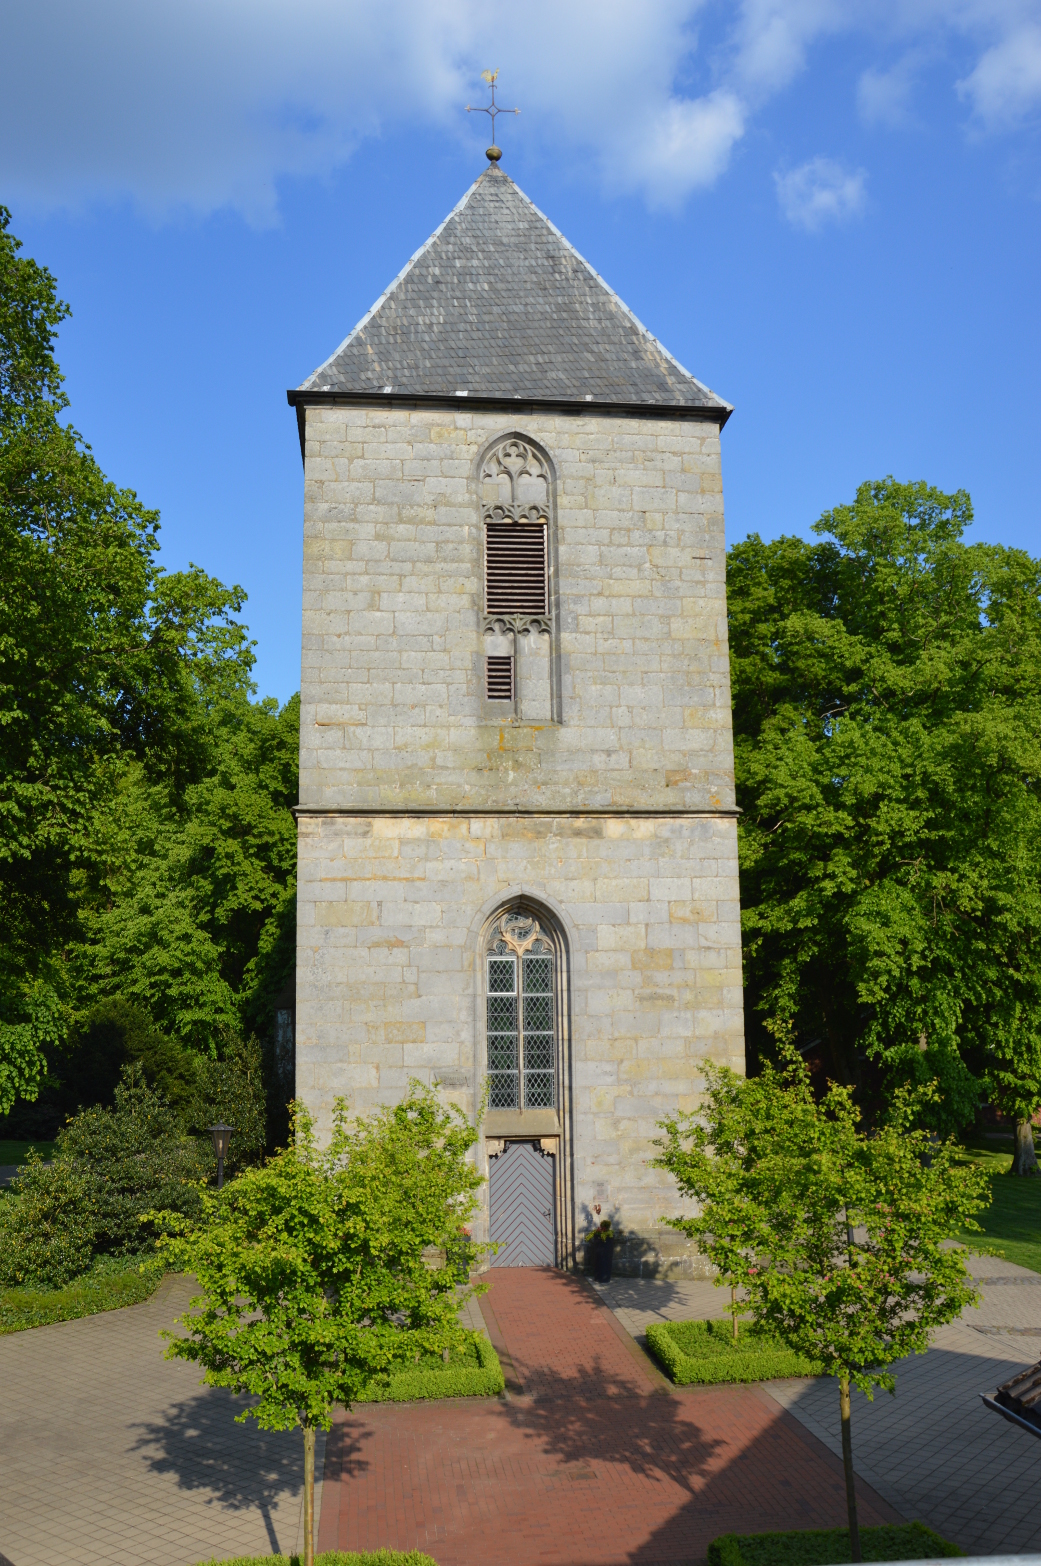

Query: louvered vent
486,656,514,701
485,522,547,615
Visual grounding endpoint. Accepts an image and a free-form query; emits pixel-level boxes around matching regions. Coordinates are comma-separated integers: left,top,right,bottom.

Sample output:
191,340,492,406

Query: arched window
479,436,558,722
485,910,556,1110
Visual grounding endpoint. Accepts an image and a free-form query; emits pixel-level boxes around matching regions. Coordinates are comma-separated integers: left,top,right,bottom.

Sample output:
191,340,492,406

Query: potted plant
586,1217,616,1282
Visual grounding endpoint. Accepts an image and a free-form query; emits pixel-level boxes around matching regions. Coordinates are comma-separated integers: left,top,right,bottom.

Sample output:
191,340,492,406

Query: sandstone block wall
295,400,745,1276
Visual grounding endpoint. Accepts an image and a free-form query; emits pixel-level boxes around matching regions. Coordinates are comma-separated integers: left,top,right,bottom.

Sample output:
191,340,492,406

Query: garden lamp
208,1122,235,1189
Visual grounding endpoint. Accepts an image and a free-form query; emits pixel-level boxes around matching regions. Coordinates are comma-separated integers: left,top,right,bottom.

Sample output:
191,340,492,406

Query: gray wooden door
489,1141,556,1266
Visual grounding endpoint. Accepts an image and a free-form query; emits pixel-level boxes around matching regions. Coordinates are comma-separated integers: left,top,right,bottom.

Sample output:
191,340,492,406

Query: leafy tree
728,479,1041,1162
154,1086,485,1566
656,1056,988,1560
0,206,257,1108
69,694,299,1055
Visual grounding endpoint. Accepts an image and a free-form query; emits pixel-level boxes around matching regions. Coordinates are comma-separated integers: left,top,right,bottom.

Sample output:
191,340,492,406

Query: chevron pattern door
489,1140,556,1266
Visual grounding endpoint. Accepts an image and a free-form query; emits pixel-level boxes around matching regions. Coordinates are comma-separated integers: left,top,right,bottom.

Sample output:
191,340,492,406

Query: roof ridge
506,179,730,410
300,173,486,392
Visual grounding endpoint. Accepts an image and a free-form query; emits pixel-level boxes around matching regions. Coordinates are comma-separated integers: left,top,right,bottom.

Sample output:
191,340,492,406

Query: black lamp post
208,1122,235,1189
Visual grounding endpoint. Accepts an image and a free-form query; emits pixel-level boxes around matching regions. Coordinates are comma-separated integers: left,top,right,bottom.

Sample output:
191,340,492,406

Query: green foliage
0,972,68,1115
69,694,299,1056
0,1150,96,1286
1,206,274,1114
656,1055,989,1397
154,1083,486,1437
56,1066,209,1257
61,999,205,1120
645,1318,822,1385
0,1254,159,1333
358,1330,504,1402
728,479,1041,1131
195,1553,438,1566
706,1523,963,1566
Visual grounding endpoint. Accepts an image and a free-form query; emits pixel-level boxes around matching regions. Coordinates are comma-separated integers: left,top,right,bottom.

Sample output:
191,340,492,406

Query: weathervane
466,70,519,164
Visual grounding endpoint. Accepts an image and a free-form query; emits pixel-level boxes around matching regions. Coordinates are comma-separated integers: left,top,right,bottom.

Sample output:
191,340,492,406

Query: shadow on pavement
129,1387,305,1555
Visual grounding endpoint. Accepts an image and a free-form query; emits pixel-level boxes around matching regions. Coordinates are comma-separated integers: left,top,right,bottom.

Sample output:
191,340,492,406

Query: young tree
154,1085,485,1566
656,1056,989,1560
728,479,1041,1153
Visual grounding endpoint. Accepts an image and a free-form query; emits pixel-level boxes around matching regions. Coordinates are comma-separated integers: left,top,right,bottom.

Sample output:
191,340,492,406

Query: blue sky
3,1,1039,704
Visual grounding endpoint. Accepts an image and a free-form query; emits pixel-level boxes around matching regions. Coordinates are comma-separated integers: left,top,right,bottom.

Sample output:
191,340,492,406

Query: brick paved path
318,1268,898,1565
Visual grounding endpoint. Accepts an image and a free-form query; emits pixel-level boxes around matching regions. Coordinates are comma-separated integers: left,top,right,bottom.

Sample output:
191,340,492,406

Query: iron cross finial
466,70,520,164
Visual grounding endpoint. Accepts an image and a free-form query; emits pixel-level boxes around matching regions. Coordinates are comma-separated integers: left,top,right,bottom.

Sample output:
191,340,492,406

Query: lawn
0,1139,56,1165
0,1256,160,1333
953,1136,1041,1274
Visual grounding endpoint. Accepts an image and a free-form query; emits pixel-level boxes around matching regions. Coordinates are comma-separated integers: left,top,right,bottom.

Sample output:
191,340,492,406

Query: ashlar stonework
290,168,744,1276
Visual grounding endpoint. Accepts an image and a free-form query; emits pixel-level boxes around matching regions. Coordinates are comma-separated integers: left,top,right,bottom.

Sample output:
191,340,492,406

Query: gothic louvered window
484,521,547,616
480,436,556,721
486,911,556,1111
485,655,514,701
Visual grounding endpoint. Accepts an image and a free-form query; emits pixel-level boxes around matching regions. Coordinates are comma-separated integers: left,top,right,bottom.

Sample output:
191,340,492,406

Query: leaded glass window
485,913,556,1111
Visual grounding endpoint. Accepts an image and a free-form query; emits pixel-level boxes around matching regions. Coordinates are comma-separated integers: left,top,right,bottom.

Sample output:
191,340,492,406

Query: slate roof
297,166,730,414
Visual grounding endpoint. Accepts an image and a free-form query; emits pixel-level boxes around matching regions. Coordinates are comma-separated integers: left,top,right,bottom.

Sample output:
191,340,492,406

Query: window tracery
479,436,557,719
485,910,556,1110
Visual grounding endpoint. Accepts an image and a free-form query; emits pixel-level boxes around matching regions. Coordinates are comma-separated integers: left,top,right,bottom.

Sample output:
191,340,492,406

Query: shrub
0,1151,96,1287
57,1066,209,1255
707,1522,963,1566
646,1318,822,1386
195,1553,438,1566
358,1331,504,1402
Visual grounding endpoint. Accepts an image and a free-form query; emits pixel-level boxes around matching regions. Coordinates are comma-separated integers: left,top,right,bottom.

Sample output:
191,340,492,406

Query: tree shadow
129,1387,313,1555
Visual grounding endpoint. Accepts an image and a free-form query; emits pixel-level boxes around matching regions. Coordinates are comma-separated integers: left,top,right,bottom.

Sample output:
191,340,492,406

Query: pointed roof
295,166,730,417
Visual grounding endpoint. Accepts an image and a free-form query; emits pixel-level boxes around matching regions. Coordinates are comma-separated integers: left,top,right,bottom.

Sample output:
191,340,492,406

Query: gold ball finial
486,145,502,163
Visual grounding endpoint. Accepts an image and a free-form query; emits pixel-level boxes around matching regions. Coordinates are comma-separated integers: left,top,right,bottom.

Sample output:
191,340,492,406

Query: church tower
288,161,744,1276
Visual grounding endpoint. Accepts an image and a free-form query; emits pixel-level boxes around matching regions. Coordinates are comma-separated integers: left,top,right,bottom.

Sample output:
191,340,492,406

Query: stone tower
288,163,744,1276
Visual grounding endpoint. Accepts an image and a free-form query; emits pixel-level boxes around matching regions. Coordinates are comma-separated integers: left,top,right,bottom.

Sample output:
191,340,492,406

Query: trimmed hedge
357,1331,504,1403
646,1318,822,1385
0,1258,160,1334
196,1553,438,1566
707,1522,963,1566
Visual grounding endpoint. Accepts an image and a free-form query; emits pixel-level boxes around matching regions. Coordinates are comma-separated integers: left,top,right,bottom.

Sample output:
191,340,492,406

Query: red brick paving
318,1268,901,1565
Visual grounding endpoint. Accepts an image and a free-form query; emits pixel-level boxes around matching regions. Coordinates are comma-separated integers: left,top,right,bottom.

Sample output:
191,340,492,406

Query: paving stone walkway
317,1268,899,1565
0,1275,322,1566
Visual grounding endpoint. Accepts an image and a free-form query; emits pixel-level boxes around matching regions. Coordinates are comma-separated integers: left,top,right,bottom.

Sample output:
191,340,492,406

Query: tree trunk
731,1283,738,1343
1011,1118,1040,1177
839,1375,861,1563
303,1424,316,1566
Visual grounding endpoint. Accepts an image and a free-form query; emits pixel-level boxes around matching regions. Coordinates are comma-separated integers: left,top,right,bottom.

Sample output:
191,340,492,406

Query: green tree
0,206,257,1108
154,1085,485,1566
656,1056,988,1560
69,694,298,1055
728,479,1041,1162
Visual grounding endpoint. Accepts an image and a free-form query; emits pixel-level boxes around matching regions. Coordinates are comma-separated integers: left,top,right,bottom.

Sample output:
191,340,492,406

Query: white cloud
0,0,1039,223
774,157,868,230
857,55,921,127
958,22,1041,126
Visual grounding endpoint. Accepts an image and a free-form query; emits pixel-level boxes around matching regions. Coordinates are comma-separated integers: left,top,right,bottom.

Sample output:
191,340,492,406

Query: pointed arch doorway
481,903,573,1268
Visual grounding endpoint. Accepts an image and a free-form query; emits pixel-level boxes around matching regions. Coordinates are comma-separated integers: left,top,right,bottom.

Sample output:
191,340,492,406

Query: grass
196,1554,438,1566
952,1135,1041,1274
0,1256,160,1333
646,1318,822,1385
707,1522,963,1566
0,1139,56,1165
357,1330,504,1402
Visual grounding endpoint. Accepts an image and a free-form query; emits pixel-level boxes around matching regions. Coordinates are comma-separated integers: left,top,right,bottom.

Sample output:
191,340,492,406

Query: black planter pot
591,1237,615,1283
